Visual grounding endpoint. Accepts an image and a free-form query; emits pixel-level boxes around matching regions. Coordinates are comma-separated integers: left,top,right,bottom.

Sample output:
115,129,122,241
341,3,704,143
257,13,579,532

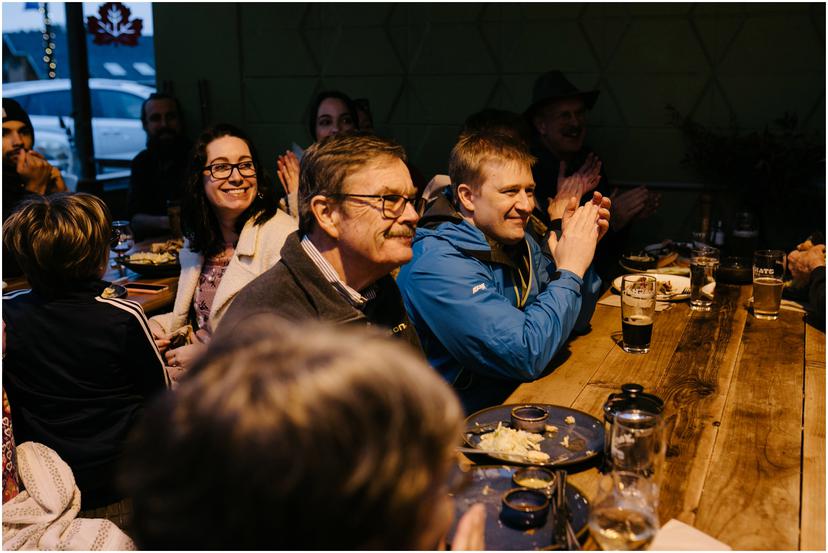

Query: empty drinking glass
610,409,666,486
111,220,135,275
690,246,719,311
588,471,660,551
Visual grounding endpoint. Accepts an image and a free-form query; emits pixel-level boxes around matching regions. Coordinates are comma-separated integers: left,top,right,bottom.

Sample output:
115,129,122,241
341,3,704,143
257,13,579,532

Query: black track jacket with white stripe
3,280,168,509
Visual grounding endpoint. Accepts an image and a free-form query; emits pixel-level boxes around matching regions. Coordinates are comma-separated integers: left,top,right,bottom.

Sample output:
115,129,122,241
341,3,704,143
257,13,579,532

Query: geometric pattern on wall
157,2,826,182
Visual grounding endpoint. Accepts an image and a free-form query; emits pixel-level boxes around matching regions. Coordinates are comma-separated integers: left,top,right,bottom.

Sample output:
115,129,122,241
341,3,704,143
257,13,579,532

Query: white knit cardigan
150,209,296,335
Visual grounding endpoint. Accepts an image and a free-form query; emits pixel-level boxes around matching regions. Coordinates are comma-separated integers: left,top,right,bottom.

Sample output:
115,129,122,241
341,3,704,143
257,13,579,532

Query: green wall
153,2,825,245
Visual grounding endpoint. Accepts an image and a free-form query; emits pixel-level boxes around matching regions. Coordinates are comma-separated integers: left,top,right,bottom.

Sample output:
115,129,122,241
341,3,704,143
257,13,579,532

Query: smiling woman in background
148,124,296,381
276,90,359,208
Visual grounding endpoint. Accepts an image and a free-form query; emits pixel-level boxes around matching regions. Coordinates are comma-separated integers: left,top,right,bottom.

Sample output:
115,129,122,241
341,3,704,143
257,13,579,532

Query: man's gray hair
298,132,407,235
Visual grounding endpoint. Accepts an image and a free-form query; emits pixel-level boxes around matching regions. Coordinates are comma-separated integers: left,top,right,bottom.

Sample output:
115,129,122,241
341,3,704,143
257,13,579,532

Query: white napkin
649,518,731,550
598,295,673,312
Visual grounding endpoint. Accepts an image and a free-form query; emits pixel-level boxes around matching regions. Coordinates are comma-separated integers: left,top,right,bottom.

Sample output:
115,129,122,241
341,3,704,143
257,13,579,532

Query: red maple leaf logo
86,2,143,47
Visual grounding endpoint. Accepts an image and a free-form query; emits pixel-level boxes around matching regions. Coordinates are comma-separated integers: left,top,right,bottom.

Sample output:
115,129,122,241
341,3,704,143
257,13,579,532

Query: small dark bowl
512,467,556,496
510,405,549,433
500,488,550,529
621,251,657,271
716,257,752,284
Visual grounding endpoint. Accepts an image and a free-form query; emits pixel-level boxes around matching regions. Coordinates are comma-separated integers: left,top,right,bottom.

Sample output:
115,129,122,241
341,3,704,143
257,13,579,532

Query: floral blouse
192,250,233,337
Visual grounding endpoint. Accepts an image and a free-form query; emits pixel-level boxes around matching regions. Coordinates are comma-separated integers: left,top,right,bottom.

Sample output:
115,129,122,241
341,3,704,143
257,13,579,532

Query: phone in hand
123,282,169,294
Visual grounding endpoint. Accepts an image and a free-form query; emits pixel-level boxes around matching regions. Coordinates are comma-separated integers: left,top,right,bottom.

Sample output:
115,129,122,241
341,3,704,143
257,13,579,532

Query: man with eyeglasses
218,132,423,351
396,130,610,413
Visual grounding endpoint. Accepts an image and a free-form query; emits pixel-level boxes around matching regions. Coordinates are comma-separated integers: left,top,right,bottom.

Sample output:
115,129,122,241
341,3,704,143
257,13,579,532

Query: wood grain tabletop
500,283,825,550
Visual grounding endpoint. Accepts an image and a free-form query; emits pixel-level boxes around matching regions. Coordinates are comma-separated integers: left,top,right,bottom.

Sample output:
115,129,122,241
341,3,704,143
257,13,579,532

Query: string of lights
39,3,57,79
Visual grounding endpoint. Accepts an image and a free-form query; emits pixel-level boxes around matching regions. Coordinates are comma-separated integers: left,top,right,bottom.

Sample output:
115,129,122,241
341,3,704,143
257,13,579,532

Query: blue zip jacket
397,210,601,413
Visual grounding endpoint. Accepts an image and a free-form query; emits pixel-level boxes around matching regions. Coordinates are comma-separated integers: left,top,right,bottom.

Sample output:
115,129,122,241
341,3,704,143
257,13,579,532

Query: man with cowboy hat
525,70,659,281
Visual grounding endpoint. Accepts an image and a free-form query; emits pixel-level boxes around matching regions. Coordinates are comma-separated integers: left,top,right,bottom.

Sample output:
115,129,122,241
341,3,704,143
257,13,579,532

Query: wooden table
3,257,178,316
504,283,825,550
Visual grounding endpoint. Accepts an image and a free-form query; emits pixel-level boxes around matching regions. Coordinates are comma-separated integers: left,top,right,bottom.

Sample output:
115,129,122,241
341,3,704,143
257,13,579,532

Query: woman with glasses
148,124,296,381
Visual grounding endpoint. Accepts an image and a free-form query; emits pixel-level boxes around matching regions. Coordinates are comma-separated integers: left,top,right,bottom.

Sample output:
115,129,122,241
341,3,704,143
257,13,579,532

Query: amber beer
753,277,784,319
752,250,786,320
620,275,657,354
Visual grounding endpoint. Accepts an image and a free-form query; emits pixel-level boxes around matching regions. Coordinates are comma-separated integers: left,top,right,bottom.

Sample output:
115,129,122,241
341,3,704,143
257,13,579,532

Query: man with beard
128,93,192,238
526,70,659,283
2,98,66,220
3,98,67,278
397,131,610,412
218,132,423,352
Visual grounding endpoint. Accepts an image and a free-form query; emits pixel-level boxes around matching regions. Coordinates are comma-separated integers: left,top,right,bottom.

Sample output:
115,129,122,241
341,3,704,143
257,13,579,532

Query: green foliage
666,105,824,194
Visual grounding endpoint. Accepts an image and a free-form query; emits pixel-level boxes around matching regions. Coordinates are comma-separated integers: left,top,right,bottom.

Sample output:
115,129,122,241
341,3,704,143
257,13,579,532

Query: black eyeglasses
203,161,256,180
329,193,425,218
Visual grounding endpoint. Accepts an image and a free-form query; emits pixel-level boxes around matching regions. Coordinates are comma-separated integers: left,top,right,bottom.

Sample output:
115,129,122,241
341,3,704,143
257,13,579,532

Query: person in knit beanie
2,97,66,217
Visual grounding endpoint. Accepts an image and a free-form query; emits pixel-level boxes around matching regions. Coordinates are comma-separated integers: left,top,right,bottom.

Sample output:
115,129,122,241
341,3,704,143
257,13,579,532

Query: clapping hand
609,186,651,231
547,154,602,221
276,150,300,196
547,197,601,278
589,191,612,243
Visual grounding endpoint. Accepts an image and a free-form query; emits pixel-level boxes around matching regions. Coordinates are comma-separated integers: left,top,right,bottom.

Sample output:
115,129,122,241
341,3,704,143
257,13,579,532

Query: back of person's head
308,90,359,141
297,131,407,235
121,315,463,550
449,130,536,196
2,192,110,296
182,123,278,256
139,92,182,127
462,108,532,146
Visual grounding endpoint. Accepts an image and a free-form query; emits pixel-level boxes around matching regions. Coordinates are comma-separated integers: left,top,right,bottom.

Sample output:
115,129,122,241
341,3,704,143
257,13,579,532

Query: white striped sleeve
95,296,171,388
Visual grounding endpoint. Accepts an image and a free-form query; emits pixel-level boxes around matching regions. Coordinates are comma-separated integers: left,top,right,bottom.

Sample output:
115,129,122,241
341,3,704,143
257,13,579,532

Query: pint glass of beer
621,275,657,354
752,250,786,320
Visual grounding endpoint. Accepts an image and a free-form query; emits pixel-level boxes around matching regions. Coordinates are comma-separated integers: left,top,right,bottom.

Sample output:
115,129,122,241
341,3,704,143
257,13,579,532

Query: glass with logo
752,250,786,320
620,275,656,354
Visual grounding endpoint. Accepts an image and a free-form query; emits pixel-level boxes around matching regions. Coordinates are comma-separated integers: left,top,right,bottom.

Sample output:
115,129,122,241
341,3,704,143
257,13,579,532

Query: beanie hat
2,98,34,142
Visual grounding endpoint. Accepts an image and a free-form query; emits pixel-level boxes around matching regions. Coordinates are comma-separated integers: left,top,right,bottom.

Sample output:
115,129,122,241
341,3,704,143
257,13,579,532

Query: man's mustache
386,228,415,239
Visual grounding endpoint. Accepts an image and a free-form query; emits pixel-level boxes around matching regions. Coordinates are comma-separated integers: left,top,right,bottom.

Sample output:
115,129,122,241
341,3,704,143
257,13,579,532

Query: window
16,90,72,117
91,90,144,119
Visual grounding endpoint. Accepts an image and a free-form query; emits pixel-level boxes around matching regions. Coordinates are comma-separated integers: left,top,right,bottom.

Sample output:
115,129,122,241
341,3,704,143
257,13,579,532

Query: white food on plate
477,422,550,462
128,251,176,265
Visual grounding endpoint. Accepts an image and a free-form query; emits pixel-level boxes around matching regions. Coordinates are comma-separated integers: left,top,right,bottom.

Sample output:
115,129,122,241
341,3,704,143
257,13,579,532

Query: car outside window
91,90,144,119
16,90,72,117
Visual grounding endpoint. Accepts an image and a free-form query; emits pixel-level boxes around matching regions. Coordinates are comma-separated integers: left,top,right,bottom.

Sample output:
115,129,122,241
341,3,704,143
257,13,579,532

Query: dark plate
464,404,604,468
122,259,180,277
620,251,657,271
100,284,127,299
446,465,589,550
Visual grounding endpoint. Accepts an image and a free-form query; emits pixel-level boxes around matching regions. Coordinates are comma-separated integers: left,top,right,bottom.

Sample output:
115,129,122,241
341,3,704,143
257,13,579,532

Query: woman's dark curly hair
182,124,278,257
308,90,359,142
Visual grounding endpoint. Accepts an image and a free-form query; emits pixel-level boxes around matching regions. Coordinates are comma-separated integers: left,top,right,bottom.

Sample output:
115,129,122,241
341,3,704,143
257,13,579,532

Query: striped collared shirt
300,235,377,309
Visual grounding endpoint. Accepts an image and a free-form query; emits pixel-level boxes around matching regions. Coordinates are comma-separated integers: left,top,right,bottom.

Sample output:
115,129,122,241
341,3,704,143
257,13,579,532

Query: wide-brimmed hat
525,70,600,117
